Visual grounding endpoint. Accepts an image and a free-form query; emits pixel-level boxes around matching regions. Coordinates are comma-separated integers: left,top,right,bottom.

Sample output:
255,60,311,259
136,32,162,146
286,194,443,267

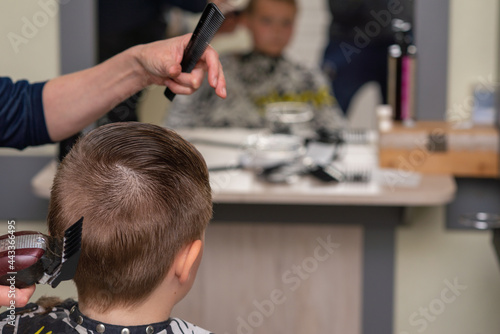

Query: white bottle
376,105,393,132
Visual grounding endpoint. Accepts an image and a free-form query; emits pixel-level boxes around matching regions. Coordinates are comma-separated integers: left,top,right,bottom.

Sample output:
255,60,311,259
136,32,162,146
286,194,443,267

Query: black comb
164,3,225,101
49,217,83,287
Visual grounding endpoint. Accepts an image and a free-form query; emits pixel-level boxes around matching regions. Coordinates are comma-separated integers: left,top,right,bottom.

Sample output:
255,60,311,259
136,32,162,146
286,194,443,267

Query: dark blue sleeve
0,77,53,150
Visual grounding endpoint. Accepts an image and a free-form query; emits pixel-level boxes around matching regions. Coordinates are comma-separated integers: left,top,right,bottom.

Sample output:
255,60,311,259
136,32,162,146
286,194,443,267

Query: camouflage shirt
0,299,213,334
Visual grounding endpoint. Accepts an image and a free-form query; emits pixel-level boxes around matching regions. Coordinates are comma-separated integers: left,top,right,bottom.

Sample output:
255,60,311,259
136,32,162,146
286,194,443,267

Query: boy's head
47,122,212,312
243,0,297,57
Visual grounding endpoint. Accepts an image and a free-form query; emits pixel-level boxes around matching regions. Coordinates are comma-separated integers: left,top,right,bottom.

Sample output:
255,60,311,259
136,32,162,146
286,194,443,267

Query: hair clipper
0,217,83,289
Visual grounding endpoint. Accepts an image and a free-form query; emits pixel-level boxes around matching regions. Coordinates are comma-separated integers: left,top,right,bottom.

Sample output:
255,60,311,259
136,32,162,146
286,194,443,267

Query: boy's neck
78,279,178,326
79,302,172,327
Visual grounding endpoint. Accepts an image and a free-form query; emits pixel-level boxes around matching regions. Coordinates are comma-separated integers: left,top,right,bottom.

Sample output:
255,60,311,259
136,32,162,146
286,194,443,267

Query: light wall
0,0,60,81
446,0,499,123
0,1,60,156
395,207,500,334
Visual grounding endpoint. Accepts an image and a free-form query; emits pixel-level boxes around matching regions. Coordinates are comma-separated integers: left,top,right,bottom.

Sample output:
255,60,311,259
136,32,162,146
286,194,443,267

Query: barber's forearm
42,33,226,142
43,46,148,142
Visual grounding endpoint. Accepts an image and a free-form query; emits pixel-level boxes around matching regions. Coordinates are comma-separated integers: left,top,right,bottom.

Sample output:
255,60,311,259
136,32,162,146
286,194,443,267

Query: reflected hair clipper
0,217,83,289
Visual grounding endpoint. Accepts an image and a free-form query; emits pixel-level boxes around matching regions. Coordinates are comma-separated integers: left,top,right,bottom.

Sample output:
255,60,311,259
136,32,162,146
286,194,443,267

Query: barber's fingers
164,78,197,96
0,285,35,307
167,60,226,98
214,61,226,98
16,285,35,307
152,37,225,97
201,45,222,88
164,68,204,95
202,46,227,98
166,63,226,98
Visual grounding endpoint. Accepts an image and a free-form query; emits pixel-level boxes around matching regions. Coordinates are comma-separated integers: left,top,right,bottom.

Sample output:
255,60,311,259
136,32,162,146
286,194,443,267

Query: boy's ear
174,240,203,285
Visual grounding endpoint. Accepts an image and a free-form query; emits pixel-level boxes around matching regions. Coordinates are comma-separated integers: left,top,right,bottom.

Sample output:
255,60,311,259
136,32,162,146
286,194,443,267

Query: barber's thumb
167,63,182,78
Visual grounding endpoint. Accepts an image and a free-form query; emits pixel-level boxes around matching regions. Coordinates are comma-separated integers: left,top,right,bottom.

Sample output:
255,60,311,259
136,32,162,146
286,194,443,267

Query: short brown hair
245,0,297,14
47,123,212,312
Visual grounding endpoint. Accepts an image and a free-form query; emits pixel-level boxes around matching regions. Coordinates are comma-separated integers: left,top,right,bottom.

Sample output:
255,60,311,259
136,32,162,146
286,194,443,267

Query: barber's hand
0,285,35,308
135,34,226,98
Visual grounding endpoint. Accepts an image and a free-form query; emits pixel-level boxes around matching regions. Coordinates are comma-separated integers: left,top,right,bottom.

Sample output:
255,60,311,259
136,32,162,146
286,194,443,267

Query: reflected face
244,0,297,57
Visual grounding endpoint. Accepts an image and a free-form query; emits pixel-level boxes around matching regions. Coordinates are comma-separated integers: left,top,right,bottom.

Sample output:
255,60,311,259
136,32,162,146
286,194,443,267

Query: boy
0,122,213,334
165,0,344,130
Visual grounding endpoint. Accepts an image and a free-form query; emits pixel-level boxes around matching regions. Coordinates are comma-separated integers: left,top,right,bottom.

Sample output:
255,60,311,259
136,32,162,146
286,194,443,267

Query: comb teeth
181,3,225,72
49,217,83,287
164,3,225,101
62,217,83,261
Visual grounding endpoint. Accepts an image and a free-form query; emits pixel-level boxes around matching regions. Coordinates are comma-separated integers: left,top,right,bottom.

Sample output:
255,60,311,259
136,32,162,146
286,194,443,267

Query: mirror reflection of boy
0,123,214,334
166,0,344,131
